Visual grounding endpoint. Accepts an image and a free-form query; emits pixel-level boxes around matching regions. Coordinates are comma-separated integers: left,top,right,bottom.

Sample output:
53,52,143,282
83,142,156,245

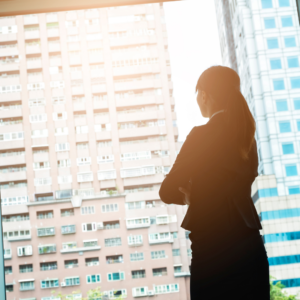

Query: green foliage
270,277,297,300
51,287,124,300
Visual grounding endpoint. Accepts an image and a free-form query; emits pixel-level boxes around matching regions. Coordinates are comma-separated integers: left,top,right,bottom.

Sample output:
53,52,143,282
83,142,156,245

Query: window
0,131,24,142
77,172,93,182
284,37,296,48
185,231,191,239
294,99,300,110
65,277,80,286
97,155,114,164
126,217,150,228
128,235,143,246
75,125,89,134
297,120,300,131
279,121,291,133
149,232,172,243
33,161,50,170
288,186,300,195
172,249,180,256
261,0,273,8
50,81,64,89
5,266,12,274
153,267,167,277
77,157,91,166
174,266,182,273
287,57,299,68
282,143,294,154
98,169,117,180
41,279,59,289
102,203,118,212
87,274,101,283
37,227,55,237
40,261,57,271
264,18,275,29
27,82,45,91
278,0,290,7
61,208,74,217
19,264,33,273
132,270,145,279
29,98,45,106
81,206,95,215
270,59,281,70
291,77,300,89
82,223,96,232
55,143,70,152
273,79,285,90
52,96,65,105
267,38,279,49
83,240,98,247
85,257,99,266
53,112,67,120
55,127,68,135
285,165,298,176
105,237,121,247
130,252,144,261
20,280,34,291
32,129,48,138
3,213,29,222
106,255,123,264
61,225,76,234
34,177,52,186
264,231,300,243
281,16,293,27
276,100,288,111
107,272,125,281
29,114,47,123
151,250,166,259
155,284,179,294
58,159,71,168
121,151,151,161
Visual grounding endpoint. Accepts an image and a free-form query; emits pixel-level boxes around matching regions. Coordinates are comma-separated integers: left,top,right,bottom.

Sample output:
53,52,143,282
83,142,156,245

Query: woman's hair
196,65,256,161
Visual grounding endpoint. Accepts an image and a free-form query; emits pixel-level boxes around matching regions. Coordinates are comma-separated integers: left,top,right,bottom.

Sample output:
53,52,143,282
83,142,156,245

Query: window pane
281,16,293,27
291,77,300,89
279,0,290,7
276,100,288,111
261,0,273,8
270,59,282,69
285,165,298,176
273,79,285,90
294,99,300,110
279,121,291,133
282,143,294,154
288,187,300,195
264,18,276,29
284,37,296,48
267,38,279,49
287,57,299,68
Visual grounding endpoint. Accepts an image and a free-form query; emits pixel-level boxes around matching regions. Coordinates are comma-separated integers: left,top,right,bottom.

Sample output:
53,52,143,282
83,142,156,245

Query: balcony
91,84,106,94
24,15,38,25
93,100,108,110
109,35,157,48
174,271,191,278
115,95,164,108
90,68,105,78
126,217,150,230
114,78,161,92
71,86,84,96
4,250,12,260
48,42,61,52
27,59,42,69
46,13,58,23
24,30,40,40
0,153,25,167
132,287,149,298
60,245,101,254
113,64,160,77
49,57,62,67
0,170,27,182
61,225,76,234
47,28,59,38
0,33,17,43
0,61,19,73
148,233,173,245
37,227,55,237
38,245,56,255
7,230,31,242
19,280,35,291
89,53,104,64
69,55,81,65
118,125,167,139
117,110,164,123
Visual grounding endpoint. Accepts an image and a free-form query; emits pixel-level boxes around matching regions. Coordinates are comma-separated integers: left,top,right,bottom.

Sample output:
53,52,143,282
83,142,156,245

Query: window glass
261,0,273,8
278,0,290,7
294,99,300,110
284,37,296,48
297,120,300,131
267,38,279,49
273,79,285,90
291,77,300,89
287,57,299,68
288,187,300,195
282,143,294,154
264,18,276,29
285,165,298,176
276,100,288,111
279,121,291,133
270,58,282,69
281,16,293,27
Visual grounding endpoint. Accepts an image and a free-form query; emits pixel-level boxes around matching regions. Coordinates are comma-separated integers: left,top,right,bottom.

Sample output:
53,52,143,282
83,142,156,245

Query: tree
270,277,298,300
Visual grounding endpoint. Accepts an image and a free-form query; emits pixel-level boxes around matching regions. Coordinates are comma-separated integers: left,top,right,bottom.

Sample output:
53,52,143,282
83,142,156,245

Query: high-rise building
215,0,300,295
0,4,191,299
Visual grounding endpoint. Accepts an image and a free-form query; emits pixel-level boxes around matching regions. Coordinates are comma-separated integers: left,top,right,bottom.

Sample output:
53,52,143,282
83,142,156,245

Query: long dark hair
196,66,256,161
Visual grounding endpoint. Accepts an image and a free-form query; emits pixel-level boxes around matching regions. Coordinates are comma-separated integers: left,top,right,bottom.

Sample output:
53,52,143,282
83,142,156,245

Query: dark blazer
159,112,262,232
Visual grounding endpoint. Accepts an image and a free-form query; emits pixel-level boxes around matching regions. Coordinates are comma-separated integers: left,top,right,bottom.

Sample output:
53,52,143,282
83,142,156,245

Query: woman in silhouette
159,66,269,300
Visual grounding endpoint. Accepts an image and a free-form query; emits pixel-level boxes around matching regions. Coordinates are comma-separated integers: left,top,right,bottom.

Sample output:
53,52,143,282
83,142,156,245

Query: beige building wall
0,3,191,300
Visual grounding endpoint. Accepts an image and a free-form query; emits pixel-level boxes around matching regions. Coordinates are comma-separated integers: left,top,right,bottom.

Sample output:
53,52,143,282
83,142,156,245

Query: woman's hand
179,181,191,205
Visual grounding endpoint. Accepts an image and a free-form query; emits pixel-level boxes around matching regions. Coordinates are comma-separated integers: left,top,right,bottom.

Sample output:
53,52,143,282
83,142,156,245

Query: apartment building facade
215,0,300,294
0,3,191,299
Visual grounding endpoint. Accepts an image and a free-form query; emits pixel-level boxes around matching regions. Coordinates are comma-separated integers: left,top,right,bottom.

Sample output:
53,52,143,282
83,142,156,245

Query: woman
159,66,269,299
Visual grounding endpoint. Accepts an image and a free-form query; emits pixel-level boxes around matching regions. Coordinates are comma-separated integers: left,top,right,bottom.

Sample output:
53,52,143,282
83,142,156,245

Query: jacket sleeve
159,127,200,205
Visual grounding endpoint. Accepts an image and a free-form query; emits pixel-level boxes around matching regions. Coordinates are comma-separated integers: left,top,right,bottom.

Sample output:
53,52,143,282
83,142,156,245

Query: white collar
209,110,225,120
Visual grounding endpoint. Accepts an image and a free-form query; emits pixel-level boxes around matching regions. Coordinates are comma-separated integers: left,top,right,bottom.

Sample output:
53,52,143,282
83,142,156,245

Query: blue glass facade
273,278,300,288
268,38,279,49
260,208,300,220
279,121,291,133
269,254,300,266
282,143,294,154
288,57,299,68
261,0,273,9
281,16,293,27
273,79,285,90
271,59,282,70
276,100,288,111
265,18,276,29
264,231,300,243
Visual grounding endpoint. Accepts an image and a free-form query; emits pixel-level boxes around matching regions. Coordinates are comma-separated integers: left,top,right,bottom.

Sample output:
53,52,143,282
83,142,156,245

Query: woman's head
195,66,256,160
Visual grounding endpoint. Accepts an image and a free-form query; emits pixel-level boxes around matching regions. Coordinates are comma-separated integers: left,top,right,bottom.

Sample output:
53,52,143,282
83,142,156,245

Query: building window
285,165,298,176
264,18,275,29
132,270,146,279
101,203,118,212
284,37,296,48
297,120,300,131
281,16,293,27
105,237,121,247
85,257,99,266
19,264,33,273
172,249,180,256
288,186,300,195
267,38,279,49
155,284,179,294
5,266,12,275
41,279,59,289
107,272,125,281
270,58,282,70
278,0,290,7
38,244,56,254
187,249,192,256
83,240,98,247
282,143,294,154
86,274,101,283
264,231,300,243
279,121,291,133
273,79,285,90
287,57,299,68
65,277,80,286
106,255,123,264
153,267,167,277
130,252,144,261
61,208,74,217
37,227,55,237
294,99,300,110
81,206,95,215
20,280,34,291
261,0,273,8
291,77,300,89
276,100,288,111
151,250,166,259
82,223,96,232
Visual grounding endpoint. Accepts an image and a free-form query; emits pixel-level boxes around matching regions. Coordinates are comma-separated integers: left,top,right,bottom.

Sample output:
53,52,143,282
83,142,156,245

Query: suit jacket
159,112,262,233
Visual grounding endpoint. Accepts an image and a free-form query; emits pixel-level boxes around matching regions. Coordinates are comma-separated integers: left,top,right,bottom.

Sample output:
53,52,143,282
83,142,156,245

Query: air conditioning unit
148,290,155,296
61,282,66,287
97,222,104,230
